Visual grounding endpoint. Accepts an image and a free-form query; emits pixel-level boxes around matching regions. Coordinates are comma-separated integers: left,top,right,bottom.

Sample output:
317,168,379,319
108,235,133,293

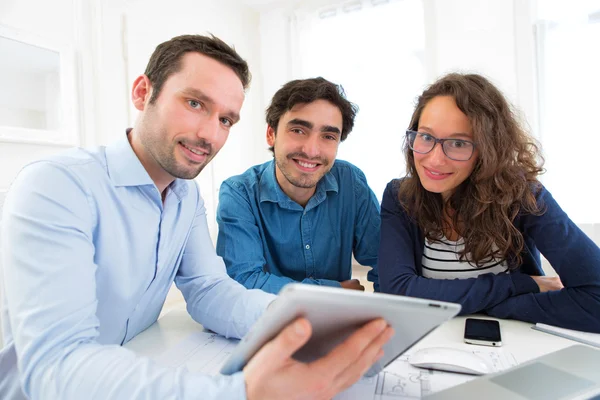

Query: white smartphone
464,317,502,346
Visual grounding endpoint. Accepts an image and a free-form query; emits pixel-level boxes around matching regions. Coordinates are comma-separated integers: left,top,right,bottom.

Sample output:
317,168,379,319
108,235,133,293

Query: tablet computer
220,283,461,377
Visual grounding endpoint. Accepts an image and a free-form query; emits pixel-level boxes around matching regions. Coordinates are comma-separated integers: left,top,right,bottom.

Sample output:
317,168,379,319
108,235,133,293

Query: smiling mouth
297,160,318,168
423,167,453,179
426,168,449,175
292,158,323,172
179,142,211,164
181,143,208,156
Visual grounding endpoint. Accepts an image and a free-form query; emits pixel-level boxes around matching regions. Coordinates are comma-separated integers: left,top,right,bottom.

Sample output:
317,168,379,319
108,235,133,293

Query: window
292,0,426,200
0,25,79,146
535,1,600,224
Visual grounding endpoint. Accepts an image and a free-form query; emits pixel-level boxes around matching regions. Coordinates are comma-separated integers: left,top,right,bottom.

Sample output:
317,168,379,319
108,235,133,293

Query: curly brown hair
400,73,545,268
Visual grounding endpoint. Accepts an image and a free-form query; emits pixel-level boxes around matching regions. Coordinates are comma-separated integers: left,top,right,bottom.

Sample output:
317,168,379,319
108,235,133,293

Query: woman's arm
485,186,600,332
378,180,539,315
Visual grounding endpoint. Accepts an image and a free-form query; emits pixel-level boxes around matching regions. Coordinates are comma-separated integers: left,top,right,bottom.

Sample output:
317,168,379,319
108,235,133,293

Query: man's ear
266,125,276,147
131,75,153,111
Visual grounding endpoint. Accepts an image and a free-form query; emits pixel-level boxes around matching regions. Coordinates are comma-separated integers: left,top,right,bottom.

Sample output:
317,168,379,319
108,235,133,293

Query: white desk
125,308,580,397
127,307,576,361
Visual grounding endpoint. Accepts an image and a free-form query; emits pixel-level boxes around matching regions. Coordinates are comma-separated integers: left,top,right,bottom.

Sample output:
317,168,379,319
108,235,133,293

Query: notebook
532,323,600,349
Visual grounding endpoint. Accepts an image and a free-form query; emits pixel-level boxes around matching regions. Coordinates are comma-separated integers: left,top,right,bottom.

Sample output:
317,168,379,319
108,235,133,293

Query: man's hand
244,317,394,400
340,279,365,291
531,276,564,292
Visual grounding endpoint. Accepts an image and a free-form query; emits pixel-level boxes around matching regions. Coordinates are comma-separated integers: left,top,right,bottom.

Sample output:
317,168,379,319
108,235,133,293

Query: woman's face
413,96,478,199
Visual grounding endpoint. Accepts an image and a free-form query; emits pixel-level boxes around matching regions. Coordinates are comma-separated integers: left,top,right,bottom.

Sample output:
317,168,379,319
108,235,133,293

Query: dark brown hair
144,34,251,104
401,73,545,267
265,77,358,152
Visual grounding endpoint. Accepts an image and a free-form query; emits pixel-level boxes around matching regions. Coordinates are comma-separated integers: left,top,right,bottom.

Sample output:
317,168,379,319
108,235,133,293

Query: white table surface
125,307,578,366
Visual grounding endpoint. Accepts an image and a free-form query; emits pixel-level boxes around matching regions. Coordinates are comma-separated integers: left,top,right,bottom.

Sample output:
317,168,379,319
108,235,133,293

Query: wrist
244,370,256,400
511,272,540,294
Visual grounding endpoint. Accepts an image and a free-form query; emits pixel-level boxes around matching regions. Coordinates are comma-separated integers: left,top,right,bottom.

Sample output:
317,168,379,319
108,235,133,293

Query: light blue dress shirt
0,133,275,399
216,160,380,294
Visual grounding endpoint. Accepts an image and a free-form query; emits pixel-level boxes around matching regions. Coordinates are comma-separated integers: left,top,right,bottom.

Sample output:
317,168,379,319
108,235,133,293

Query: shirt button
305,244,310,250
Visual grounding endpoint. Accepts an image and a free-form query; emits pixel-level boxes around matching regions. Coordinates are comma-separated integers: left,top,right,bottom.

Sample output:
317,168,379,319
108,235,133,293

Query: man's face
267,99,342,194
135,52,245,182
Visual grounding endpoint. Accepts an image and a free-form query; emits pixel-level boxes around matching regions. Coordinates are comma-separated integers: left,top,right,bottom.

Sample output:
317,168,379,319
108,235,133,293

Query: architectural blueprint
153,331,239,376
152,332,518,399
336,350,518,399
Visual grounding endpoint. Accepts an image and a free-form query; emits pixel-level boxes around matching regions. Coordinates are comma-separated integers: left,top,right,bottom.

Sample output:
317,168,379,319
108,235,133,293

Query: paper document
335,348,518,399
533,323,600,348
153,331,239,376
153,333,517,399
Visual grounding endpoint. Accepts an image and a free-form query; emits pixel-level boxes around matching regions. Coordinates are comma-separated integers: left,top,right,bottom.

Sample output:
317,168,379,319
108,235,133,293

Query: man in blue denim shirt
217,78,380,294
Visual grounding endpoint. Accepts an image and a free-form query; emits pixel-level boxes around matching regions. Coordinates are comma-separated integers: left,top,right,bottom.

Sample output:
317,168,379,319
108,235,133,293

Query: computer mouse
408,347,494,375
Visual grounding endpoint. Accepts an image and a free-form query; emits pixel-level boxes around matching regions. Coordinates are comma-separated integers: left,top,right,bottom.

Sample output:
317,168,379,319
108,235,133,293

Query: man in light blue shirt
0,35,393,399
217,78,380,294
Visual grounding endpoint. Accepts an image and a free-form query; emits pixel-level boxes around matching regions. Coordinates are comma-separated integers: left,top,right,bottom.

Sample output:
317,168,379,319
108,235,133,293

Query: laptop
426,344,600,400
220,283,461,377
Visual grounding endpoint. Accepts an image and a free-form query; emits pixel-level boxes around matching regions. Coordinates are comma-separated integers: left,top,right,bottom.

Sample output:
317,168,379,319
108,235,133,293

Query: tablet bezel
220,283,461,376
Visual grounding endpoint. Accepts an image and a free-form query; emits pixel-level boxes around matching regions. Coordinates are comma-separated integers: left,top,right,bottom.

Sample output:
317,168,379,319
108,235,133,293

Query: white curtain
291,0,427,201
0,190,5,346
535,1,600,226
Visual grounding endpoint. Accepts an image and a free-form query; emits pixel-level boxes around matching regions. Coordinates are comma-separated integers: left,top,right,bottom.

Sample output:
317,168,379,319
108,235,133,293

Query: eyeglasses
406,130,476,161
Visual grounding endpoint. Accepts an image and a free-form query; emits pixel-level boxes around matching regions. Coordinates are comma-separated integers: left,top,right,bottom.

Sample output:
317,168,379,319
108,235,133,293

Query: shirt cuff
229,371,248,400
510,272,540,295
313,278,342,287
245,289,278,323
187,371,248,399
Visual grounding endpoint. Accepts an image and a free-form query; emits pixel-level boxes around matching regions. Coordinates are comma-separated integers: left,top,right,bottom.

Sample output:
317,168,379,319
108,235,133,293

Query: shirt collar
105,130,188,199
259,160,339,207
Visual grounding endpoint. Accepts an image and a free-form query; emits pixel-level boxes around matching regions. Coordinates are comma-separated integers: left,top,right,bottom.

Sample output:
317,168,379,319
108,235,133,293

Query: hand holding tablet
221,284,460,379
244,317,393,400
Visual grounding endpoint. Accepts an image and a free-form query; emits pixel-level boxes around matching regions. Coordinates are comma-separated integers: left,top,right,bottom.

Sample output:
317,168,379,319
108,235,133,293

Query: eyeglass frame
405,130,476,161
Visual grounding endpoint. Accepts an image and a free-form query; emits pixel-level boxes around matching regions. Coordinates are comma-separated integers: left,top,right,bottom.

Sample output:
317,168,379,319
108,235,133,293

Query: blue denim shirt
0,134,274,399
216,159,380,294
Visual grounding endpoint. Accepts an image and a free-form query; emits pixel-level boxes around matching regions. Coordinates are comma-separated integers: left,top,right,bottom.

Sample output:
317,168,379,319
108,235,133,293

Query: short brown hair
144,34,251,104
266,77,358,145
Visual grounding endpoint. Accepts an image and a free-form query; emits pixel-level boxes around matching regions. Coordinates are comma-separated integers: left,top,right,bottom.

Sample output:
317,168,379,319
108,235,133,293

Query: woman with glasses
379,73,600,332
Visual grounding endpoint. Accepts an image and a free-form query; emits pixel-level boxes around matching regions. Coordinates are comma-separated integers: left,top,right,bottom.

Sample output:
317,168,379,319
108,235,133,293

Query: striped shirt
422,237,508,279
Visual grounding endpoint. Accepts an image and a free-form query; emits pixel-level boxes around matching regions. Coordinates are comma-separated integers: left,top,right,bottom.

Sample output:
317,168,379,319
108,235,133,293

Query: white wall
0,0,83,193
254,0,539,204
0,70,61,130
0,0,540,220
0,0,266,239
256,0,537,135
426,0,519,92
2,0,592,234
93,0,267,237
423,0,537,133
0,0,265,342
120,0,266,179
0,107,45,130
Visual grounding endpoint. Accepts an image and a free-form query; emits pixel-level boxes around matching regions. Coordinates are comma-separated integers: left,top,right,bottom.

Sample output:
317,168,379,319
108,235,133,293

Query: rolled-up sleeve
176,182,276,338
351,168,381,291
